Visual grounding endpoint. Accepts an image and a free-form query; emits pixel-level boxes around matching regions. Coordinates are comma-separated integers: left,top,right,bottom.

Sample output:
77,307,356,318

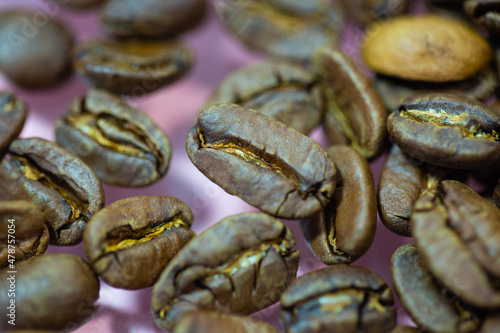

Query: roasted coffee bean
0,138,105,246
218,0,344,60
186,104,336,219
388,94,500,169
0,201,49,269
378,145,452,237
301,145,376,264
389,327,419,333
280,265,396,333
51,0,105,9
55,89,171,187
84,196,195,290
206,60,323,135
315,47,387,160
483,312,500,333
362,14,491,82
391,244,481,333
101,0,206,37
173,312,280,333
495,177,500,208
465,0,500,35
73,39,192,95
341,0,410,26
0,92,27,158
412,180,500,308
0,10,73,89
374,65,498,111
0,254,99,331
151,212,299,331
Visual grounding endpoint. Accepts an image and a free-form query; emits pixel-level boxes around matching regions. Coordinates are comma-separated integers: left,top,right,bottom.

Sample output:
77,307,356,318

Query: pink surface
0,1,414,332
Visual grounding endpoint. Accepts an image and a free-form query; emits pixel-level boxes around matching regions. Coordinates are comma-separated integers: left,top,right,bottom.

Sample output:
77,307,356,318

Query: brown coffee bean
73,39,192,95
84,196,195,290
412,180,500,308
465,0,500,35
0,254,99,331
218,0,344,60
206,60,323,135
483,312,500,333
55,89,172,187
362,14,491,82
151,212,299,331
495,177,500,208
388,94,500,169
391,244,481,333
186,104,336,219
389,327,419,333
280,265,396,333
173,312,280,333
314,48,387,160
0,92,27,158
378,145,452,237
0,10,73,89
101,0,206,37
301,145,376,264
0,138,105,246
51,0,105,9
374,64,498,111
0,201,49,269
341,0,410,26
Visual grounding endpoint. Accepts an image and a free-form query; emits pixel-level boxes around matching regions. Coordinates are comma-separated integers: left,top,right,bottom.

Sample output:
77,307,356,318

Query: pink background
0,1,414,332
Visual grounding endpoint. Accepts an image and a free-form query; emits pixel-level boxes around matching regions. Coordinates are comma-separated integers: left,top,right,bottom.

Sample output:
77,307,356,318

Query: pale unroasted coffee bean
206,60,323,135
174,312,281,333
280,265,396,333
362,14,491,82
151,213,299,331
84,196,195,290
0,254,100,331
0,10,74,88
388,94,500,169
0,201,49,269
0,138,105,246
314,47,387,160
55,89,172,187
301,145,376,264
391,244,481,333
412,180,500,308
186,104,336,219
0,92,27,158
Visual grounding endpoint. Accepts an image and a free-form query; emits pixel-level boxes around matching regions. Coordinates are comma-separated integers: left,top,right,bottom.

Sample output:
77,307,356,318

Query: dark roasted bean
0,92,27,158
151,212,299,331
465,0,500,35
301,145,376,264
341,0,410,26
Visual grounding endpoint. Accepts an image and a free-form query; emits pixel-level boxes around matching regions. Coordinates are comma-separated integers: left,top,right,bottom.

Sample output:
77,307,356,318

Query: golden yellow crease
104,217,186,253
14,156,82,222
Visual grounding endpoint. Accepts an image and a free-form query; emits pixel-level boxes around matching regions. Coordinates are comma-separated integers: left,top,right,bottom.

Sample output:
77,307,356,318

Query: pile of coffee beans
0,0,499,332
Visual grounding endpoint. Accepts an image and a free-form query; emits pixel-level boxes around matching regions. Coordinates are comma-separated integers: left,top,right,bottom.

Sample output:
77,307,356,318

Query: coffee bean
465,0,500,35
101,0,206,37
173,312,280,333
412,180,500,308
362,14,491,82
341,0,410,26
301,145,376,264
84,195,195,290
218,0,344,60
391,244,481,333
186,104,336,219
0,10,73,88
0,92,27,158
388,94,500,169
73,39,192,95
483,312,500,333
280,264,396,333
0,138,105,246
206,60,323,135
0,254,99,331
151,212,299,331
495,177,500,208
315,47,387,160
378,145,452,237
0,201,49,269
389,327,419,333
55,89,171,187
51,0,105,9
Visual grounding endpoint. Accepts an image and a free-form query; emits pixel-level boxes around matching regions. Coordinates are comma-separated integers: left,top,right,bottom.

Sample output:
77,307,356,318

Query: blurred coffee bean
173,312,280,333
0,92,27,158
342,0,410,26
465,0,500,35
